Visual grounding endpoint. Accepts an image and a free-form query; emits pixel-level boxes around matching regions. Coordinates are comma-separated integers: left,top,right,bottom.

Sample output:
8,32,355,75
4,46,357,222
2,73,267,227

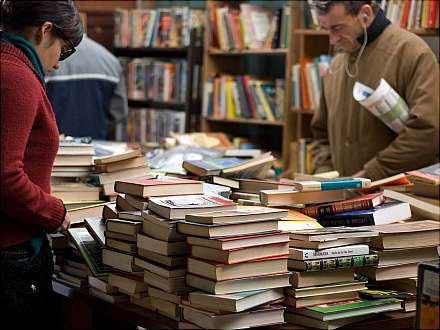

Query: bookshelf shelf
113,47,189,58
128,99,186,111
291,107,316,115
295,28,440,37
208,48,288,55
409,28,439,36
294,29,329,36
205,117,284,126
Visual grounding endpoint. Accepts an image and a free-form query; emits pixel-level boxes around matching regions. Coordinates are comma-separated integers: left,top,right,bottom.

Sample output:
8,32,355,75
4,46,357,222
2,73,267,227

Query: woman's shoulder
1,54,42,89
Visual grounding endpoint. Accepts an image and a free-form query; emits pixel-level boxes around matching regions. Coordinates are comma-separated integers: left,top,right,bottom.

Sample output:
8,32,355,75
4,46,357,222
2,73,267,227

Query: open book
353,79,410,133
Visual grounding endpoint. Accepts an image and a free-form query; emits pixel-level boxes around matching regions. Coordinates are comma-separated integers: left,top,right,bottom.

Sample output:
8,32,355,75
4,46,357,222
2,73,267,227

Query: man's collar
357,9,391,46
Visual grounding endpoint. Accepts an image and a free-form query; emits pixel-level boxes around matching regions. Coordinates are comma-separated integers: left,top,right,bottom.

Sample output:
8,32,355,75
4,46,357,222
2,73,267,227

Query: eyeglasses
53,26,76,61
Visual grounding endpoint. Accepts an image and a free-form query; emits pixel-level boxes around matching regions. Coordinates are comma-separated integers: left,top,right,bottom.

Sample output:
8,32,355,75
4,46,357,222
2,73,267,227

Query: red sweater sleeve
1,64,65,232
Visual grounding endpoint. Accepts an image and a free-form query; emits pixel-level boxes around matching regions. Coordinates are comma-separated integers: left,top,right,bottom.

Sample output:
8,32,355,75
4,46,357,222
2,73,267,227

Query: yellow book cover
421,0,429,29
216,7,228,50
255,81,275,121
226,79,237,119
306,142,313,174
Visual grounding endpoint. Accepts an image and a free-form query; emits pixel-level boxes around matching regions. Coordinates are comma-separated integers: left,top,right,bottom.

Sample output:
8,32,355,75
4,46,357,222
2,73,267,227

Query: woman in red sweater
0,1,83,328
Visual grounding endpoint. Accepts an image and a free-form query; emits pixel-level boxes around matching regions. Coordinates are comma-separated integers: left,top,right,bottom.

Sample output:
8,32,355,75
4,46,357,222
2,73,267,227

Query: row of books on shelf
303,0,439,30
114,7,205,48
52,172,439,329
211,3,291,50
120,57,188,103
383,0,439,30
203,75,284,121
128,108,186,144
291,55,332,112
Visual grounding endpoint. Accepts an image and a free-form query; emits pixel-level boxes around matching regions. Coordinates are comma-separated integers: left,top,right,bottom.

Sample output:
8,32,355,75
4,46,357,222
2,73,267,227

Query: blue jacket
46,35,128,140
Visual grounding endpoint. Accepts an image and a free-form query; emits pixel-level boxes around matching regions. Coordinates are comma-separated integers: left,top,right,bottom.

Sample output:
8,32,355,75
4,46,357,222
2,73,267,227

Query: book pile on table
92,148,152,199
177,206,292,329
181,152,275,206
357,220,440,312
283,227,395,328
51,140,101,210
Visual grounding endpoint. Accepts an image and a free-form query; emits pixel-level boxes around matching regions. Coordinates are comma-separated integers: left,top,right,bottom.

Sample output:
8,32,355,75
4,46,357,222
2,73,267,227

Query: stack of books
114,7,204,48
203,75,285,121
261,178,412,227
51,140,100,209
407,163,439,199
357,220,440,282
52,140,95,177
183,152,275,183
113,177,233,320
177,206,292,329
284,227,403,328
92,148,152,198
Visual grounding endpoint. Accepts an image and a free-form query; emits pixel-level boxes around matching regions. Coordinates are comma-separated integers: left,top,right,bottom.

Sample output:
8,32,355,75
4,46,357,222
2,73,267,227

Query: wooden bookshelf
201,1,294,163
114,29,203,132
201,1,439,171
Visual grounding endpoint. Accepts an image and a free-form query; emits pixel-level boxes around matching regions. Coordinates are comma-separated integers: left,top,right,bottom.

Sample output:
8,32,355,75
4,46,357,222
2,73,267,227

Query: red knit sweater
1,42,65,249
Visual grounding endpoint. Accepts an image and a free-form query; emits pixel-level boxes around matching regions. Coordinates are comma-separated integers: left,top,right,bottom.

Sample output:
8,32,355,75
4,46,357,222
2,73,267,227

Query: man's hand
352,169,366,178
57,212,71,232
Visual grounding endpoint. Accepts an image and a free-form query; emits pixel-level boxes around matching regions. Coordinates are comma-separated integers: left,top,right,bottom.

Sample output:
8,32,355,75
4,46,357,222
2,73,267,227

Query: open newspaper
353,79,410,133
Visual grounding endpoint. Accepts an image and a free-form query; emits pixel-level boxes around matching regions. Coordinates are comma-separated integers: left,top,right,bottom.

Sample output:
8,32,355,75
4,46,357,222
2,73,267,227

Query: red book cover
428,0,439,28
242,75,258,118
119,178,202,187
300,58,312,110
228,10,243,49
303,192,384,218
400,0,411,28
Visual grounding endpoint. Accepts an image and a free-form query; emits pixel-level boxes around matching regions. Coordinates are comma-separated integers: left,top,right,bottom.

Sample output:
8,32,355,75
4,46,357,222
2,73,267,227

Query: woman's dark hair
1,0,83,46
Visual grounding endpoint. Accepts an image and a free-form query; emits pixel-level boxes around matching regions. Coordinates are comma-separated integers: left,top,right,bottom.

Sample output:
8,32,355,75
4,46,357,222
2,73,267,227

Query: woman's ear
35,21,54,46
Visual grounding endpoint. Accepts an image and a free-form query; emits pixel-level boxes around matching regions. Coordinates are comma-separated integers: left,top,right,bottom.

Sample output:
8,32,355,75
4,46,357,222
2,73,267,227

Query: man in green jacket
310,0,439,180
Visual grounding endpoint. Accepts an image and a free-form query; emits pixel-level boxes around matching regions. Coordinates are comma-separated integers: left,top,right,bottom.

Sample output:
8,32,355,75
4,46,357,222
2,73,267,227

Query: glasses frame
53,25,76,61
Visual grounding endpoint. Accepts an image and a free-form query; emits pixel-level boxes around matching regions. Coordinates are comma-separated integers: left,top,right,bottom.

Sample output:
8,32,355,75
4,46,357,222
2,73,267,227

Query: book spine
299,245,370,260
320,179,371,191
300,254,379,272
304,198,374,217
317,215,375,227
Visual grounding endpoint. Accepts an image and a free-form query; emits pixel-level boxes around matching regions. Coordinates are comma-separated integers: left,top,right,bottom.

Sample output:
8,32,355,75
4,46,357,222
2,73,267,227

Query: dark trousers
0,236,61,329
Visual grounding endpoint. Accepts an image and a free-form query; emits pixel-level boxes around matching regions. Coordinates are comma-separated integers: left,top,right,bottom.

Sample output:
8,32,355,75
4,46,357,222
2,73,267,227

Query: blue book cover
184,157,244,175
318,202,411,227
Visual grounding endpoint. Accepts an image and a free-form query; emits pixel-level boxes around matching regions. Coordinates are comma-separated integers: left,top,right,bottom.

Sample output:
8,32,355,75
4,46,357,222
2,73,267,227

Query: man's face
318,4,364,53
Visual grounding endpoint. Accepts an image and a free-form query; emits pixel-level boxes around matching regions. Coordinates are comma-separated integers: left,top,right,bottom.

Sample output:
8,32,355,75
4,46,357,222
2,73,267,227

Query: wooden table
54,281,415,330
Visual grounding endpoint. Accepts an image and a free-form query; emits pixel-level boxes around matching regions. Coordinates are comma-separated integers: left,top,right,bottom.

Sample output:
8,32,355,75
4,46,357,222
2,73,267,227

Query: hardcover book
148,194,236,220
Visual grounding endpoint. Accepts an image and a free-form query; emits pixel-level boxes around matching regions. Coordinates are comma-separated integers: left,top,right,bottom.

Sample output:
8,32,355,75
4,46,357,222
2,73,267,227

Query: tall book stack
92,148,152,198
284,227,399,328
113,177,219,319
357,221,440,294
176,206,292,329
52,141,100,209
